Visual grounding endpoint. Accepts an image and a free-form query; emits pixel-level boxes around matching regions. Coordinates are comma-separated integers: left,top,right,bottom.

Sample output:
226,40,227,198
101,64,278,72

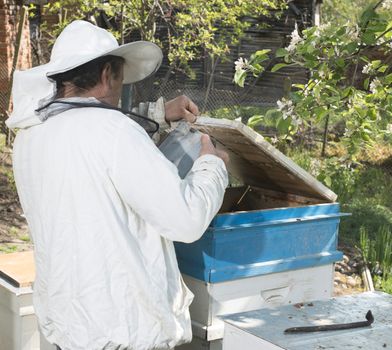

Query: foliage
284,147,392,244
38,0,285,71
360,225,392,292
0,244,18,254
234,1,392,161
208,105,271,121
321,0,392,26
233,50,271,87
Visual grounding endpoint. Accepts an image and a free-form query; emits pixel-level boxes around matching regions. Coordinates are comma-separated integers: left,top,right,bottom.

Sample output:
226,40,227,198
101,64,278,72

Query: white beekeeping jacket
8,103,228,350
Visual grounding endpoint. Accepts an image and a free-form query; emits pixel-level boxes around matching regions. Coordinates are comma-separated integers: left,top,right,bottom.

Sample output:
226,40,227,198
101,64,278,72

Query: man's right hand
199,134,229,165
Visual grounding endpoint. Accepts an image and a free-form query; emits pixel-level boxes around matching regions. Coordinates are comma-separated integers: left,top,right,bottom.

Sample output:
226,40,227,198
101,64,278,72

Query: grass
0,244,18,254
360,226,392,293
286,143,392,293
20,234,30,242
286,144,392,241
8,226,19,237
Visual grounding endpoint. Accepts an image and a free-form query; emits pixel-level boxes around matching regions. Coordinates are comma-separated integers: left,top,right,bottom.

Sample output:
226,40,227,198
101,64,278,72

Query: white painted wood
0,278,40,350
223,323,283,350
184,264,334,341
176,337,222,350
0,278,56,350
223,292,392,350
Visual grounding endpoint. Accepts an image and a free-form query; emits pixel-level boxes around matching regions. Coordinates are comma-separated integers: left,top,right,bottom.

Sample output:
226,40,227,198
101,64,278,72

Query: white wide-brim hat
47,20,163,83
7,20,163,129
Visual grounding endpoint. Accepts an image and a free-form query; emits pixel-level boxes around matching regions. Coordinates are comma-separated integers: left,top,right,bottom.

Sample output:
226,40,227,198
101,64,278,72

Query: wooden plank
194,117,337,202
0,251,35,288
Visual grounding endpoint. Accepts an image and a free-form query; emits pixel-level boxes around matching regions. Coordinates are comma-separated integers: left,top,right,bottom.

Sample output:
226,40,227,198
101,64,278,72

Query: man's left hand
165,95,199,124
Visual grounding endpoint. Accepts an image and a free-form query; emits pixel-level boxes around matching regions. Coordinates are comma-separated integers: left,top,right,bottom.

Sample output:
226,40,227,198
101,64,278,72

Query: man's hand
199,134,229,165
165,95,199,124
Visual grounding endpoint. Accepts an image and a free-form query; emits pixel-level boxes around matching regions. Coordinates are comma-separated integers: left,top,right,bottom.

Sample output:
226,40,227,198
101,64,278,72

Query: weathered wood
220,185,323,213
194,117,337,202
0,250,35,288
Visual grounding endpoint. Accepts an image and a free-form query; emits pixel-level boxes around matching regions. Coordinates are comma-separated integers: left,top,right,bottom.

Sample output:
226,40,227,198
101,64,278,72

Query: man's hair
49,55,125,96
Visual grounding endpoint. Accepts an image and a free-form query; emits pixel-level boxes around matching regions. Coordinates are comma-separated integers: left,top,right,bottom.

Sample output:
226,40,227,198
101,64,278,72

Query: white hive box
222,292,392,350
0,251,55,350
176,264,334,350
0,251,39,350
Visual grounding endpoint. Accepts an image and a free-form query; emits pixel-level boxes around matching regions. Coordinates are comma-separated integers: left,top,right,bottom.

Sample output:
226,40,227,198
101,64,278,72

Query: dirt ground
0,143,32,254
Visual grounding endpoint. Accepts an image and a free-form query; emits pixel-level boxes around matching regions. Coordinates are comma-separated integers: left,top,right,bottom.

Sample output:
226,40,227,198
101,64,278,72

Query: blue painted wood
175,203,346,283
209,203,341,228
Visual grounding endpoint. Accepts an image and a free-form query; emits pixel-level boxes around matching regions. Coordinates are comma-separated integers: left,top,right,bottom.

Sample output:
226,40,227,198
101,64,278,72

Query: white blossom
369,78,382,94
386,124,392,133
362,63,372,75
313,24,328,38
376,36,392,49
382,0,392,11
291,115,301,127
277,97,295,119
234,57,248,72
346,24,360,41
286,24,303,53
270,136,278,145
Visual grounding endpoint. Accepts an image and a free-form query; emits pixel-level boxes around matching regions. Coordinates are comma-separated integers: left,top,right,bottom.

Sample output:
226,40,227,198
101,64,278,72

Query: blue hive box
172,117,348,349
174,117,346,283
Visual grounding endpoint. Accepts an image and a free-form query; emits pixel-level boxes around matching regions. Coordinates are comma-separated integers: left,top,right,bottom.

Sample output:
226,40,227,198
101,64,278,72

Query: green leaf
359,6,377,28
314,107,328,121
275,48,288,58
254,49,271,56
324,175,332,187
271,63,288,72
364,78,370,90
342,87,352,98
234,70,247,87
336,27,346,36
306,44,315,54
265,109,282,120
276,116,291,134
361,32,376,45
378,65,388,73
385,74,392,84
293,84,305,90
317,174,332,188
247,115,264,128
336,58,345,68
345,42,358,54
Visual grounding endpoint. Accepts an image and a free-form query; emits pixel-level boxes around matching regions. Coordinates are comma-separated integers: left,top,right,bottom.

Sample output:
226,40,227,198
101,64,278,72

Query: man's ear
100,63,113,89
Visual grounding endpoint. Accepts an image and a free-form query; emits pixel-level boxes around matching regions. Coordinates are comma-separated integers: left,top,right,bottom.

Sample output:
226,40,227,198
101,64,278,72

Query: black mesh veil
35,100,159,137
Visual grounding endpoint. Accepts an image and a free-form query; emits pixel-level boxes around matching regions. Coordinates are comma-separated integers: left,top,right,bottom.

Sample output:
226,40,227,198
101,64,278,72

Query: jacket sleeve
132,97,169,131
110,118,228,243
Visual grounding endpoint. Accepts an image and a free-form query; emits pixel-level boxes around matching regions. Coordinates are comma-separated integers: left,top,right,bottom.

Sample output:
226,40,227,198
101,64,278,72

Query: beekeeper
7,20,228,350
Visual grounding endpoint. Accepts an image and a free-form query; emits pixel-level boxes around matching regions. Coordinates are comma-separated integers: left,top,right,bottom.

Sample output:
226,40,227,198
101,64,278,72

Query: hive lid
0,251,35,288
193,117,337,202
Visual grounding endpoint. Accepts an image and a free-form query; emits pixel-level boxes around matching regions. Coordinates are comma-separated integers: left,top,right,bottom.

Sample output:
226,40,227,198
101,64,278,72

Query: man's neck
61,83,112,106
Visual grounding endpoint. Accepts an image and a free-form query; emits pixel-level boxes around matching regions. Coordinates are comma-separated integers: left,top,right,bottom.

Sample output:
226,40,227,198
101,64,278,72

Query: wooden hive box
174,117,347,350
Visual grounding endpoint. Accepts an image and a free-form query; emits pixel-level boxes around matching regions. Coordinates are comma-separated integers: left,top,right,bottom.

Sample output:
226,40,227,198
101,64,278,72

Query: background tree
39,0,286,73
235,0,392,161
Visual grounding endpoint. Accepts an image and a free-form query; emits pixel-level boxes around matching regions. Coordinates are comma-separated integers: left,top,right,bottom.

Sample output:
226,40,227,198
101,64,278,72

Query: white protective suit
8,98,228,349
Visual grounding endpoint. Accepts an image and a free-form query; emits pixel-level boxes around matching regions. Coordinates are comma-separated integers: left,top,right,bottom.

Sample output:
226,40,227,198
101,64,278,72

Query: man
7,20,228,350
